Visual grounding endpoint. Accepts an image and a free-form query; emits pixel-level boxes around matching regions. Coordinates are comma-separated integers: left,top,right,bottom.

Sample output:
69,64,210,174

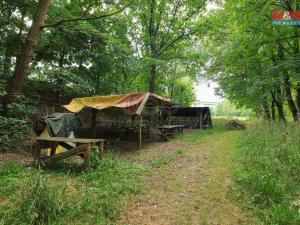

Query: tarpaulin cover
64,92,172,115
46,113,81,137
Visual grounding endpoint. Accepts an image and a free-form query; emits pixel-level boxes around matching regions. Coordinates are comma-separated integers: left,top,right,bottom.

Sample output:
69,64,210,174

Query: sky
194,81,224,106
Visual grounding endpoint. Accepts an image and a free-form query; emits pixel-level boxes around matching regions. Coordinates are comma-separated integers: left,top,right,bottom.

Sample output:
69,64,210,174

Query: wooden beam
35,136,104,143
136,93,150,115
43,144,87,163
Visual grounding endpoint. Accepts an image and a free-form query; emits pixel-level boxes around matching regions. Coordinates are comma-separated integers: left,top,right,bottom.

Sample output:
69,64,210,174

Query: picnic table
33,137,105,171
157,125,185,141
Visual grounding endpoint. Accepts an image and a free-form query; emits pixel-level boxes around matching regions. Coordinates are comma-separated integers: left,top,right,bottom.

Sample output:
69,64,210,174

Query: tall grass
0,154,144,225
235,122,300,224
72,155,144,224
5,173,66,225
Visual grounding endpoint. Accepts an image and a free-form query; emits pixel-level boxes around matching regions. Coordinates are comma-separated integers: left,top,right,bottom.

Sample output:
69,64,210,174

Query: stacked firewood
225,120,246,130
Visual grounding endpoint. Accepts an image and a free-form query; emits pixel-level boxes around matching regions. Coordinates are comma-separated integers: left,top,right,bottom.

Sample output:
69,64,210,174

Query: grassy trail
118,129,259,225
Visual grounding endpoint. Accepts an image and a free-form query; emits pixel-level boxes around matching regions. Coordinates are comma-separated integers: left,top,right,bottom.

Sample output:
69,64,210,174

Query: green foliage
0,116,28,152
1,0,203,112
171,76,197,106
204,1,300,120
212,100,255,118
235,122,300,224
0,91,36,152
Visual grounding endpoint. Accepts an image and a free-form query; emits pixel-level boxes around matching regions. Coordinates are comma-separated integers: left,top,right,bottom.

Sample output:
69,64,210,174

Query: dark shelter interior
163,107,213,129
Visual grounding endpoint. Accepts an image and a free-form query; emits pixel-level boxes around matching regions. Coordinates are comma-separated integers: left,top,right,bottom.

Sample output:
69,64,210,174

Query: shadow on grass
45,160,83,176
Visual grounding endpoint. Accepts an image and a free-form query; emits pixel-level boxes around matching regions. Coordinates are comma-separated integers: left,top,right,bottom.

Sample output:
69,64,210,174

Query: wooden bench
33,137,105,172
157,125,185,141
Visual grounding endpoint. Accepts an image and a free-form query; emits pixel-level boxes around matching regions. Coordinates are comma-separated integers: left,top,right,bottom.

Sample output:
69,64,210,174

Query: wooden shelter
64,93,172,149
164,107,213,129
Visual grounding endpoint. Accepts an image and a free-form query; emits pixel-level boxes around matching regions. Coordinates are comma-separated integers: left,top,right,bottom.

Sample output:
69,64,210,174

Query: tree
5,0,52,104
128,0,207,93
203,0,300,122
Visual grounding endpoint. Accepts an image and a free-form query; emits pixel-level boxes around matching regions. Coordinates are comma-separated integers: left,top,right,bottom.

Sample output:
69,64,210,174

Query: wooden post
83,143,91,172
168,107,171,125
48,142,57,165
91,109,97,138
50,142,57,156
138,114,143,150
100,141,104,159
33,140,41,166
199,109,203,129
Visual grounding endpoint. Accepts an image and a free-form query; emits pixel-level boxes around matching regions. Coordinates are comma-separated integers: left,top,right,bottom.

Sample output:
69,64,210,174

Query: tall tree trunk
277,43,299,121
2,47,11,80
293,27,300,115
263,99,271,120
4,0,52,104
169,81,175,99
283,73,299,121
271,99,276,121
149,64,156,93
297,88,300,112
271,91,286,122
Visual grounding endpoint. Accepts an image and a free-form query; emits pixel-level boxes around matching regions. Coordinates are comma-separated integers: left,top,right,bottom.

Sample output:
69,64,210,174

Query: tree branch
41,0,134,29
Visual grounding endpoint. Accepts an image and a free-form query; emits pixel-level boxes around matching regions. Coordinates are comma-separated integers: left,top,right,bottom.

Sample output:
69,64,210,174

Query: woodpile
225,120,246,130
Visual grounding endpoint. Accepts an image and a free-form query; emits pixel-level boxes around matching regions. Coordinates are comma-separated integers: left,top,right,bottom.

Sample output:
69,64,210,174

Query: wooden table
33,137,105,172
157,125,185,141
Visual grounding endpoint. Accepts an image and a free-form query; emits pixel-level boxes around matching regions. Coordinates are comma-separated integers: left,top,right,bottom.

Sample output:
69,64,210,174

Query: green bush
235,122,300,224
0,116,28,152
0,89,36,152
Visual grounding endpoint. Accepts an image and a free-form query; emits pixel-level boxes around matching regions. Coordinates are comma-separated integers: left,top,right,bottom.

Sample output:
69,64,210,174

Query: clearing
0,123,260,224
118,126,259,225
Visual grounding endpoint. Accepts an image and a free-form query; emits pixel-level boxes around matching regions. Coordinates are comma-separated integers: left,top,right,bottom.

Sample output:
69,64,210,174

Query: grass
0,153,144,225
181,119,228,145
175,148,185,155
149,154,175,168
3,119,296,224
2,171,66,225
234,121,300,224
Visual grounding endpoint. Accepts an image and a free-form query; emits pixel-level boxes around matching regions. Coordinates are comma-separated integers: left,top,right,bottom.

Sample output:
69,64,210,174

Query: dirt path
118,129,259,225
